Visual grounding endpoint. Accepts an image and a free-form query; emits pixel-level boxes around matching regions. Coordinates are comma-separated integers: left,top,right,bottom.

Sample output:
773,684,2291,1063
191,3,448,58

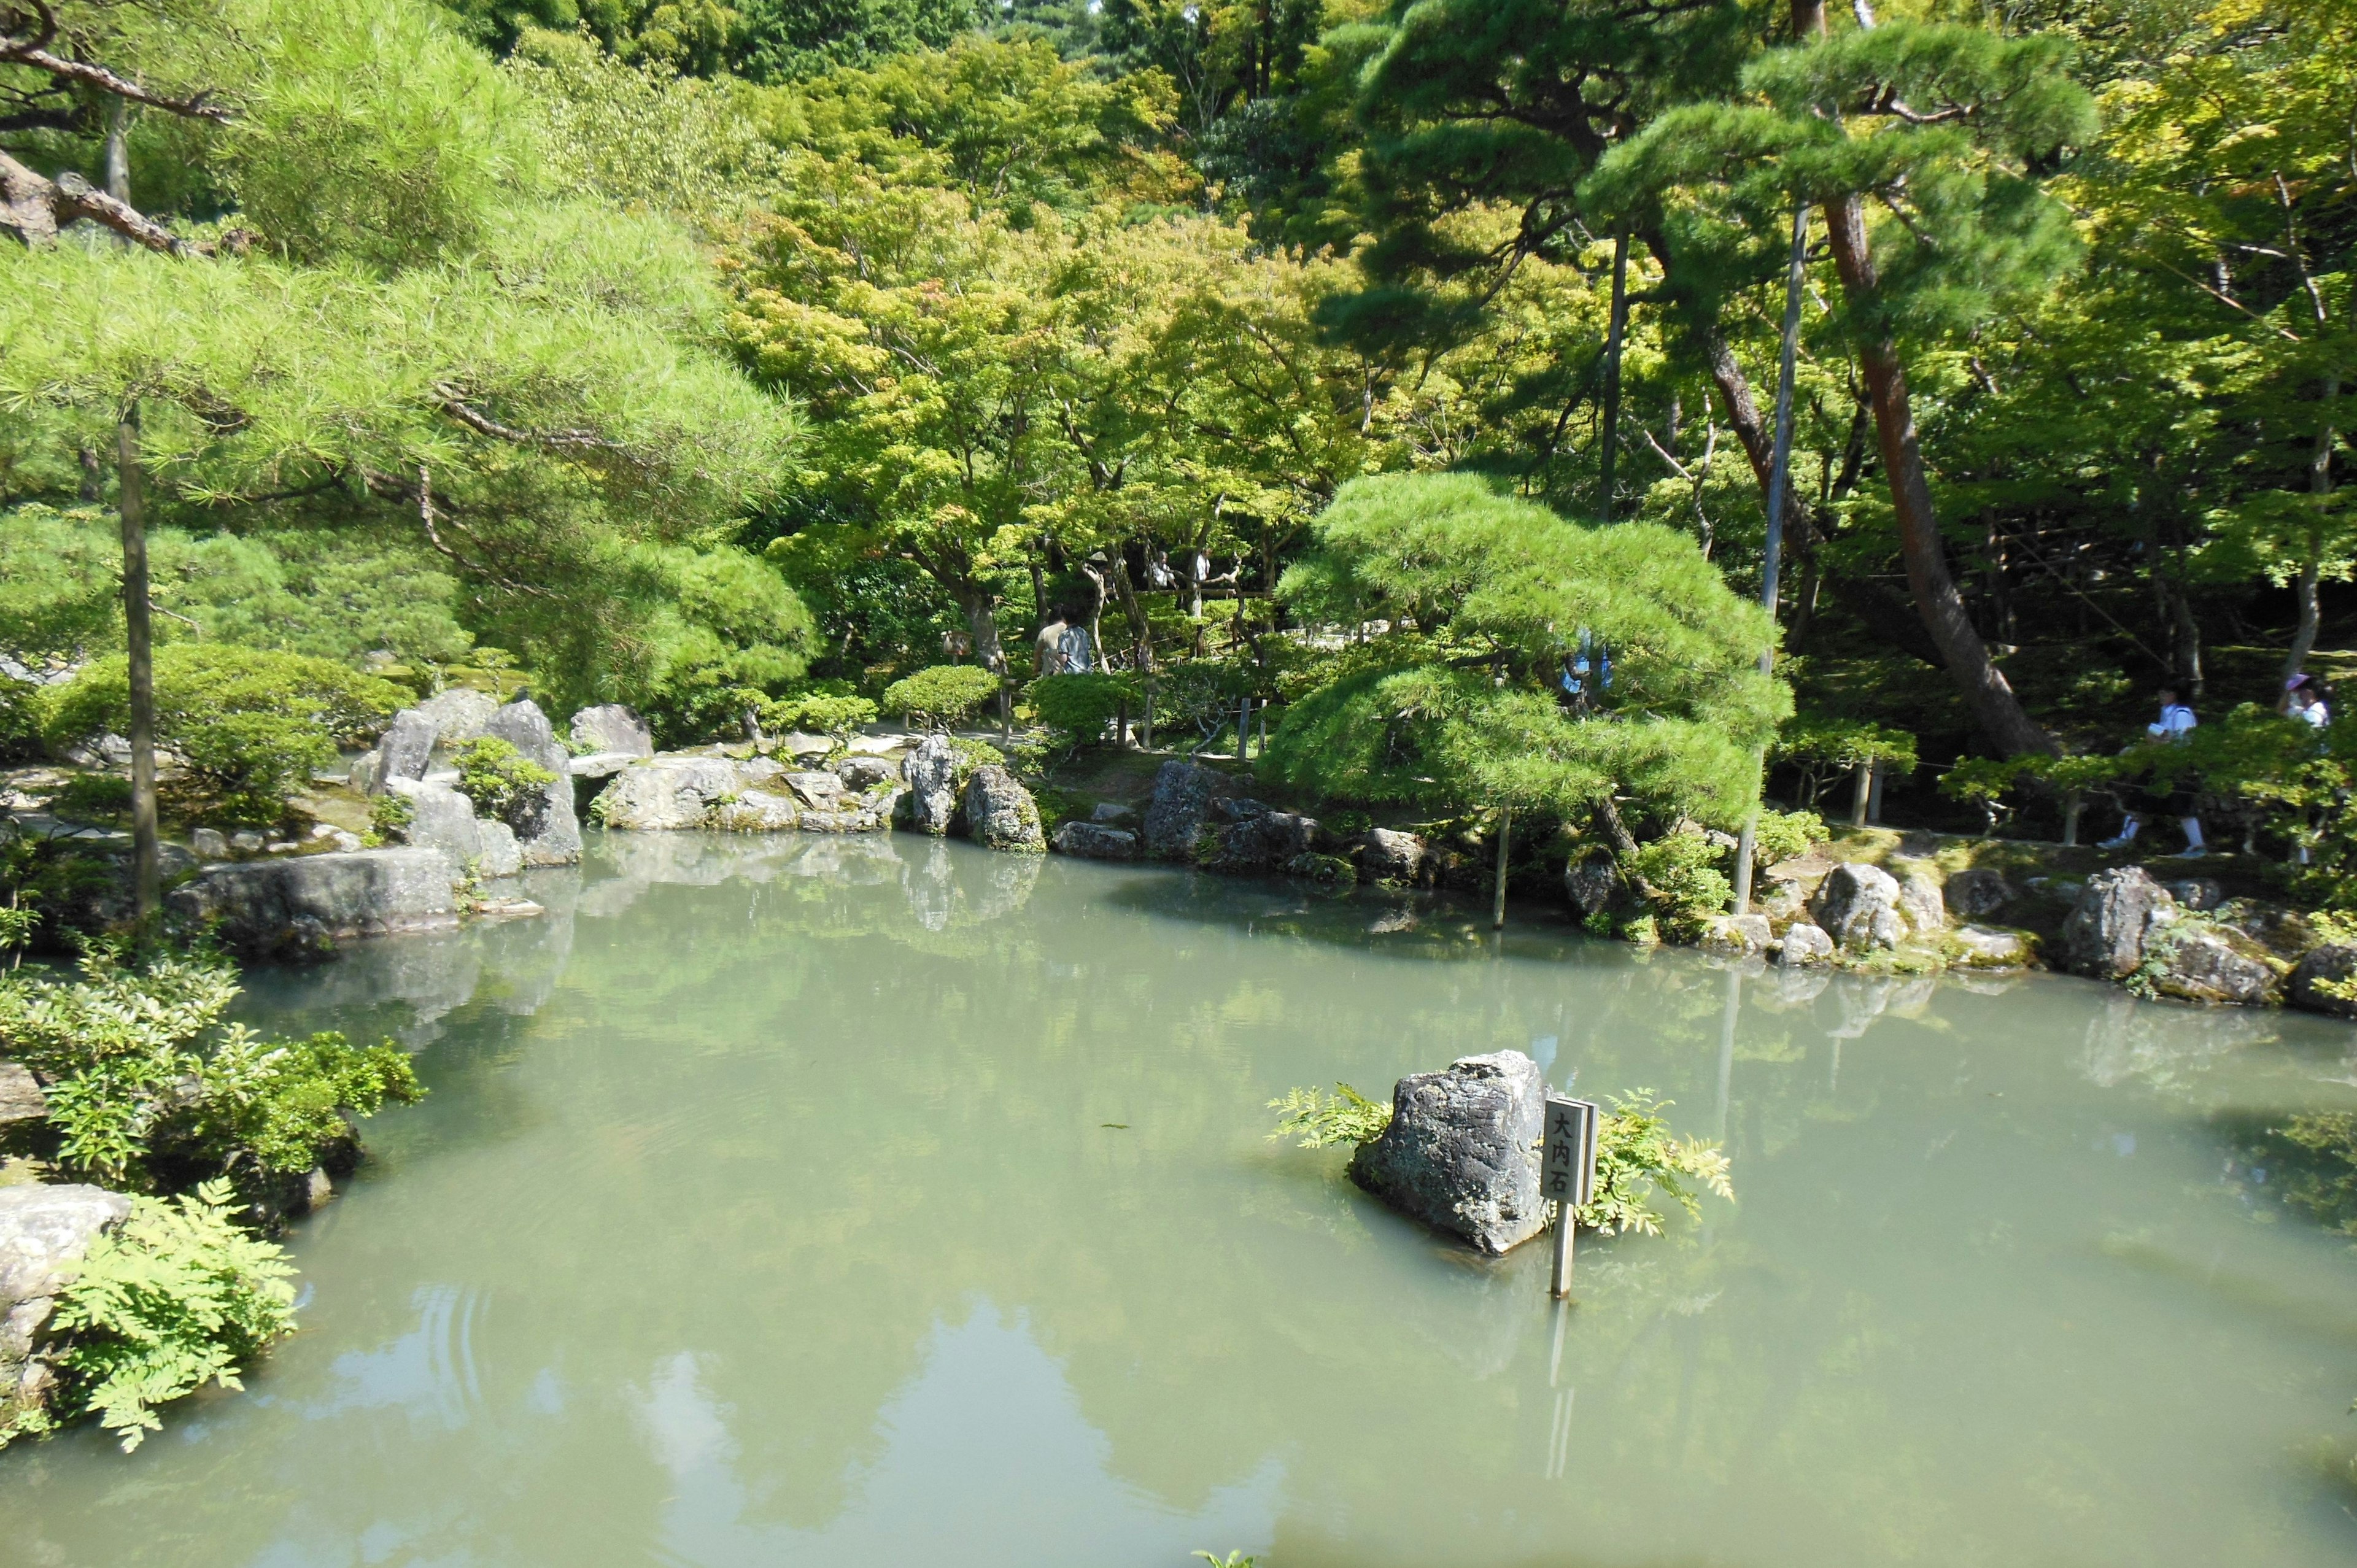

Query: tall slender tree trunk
118,406,160,922
1110,550,1156,747
1598,233,1631,522
102,98,132,204
1795,0,2050,758
2284,374,2337,687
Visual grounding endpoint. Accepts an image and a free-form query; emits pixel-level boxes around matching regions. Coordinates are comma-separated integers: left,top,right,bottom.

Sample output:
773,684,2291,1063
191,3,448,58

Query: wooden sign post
1542,1094,1598,1300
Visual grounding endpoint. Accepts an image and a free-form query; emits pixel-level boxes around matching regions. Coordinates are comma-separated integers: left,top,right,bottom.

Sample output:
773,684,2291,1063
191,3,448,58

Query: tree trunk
1110,549,1156,747
1493,806,1512,929
2284,373,2337,687
1598,233,1631,522
103,97,132,204
118,407,160,923
1850,760,1871,828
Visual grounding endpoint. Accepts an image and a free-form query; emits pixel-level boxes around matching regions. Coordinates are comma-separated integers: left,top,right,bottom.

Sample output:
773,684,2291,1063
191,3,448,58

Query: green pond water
8,832,2357,1566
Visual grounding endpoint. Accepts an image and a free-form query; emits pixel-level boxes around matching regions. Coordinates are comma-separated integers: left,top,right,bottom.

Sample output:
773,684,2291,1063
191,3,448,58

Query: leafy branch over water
1269,1084,1733,1236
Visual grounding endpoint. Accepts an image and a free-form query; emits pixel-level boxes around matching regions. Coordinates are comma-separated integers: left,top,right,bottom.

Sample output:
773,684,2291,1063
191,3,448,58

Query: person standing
2100,684,2207,857
2286,673,2332,730
1034,605,1072,678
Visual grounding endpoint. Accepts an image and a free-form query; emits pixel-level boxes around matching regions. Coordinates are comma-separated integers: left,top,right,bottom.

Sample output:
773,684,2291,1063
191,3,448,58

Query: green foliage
1266,1083,1391,1149
760,690,880,737
42,1180,298,1453
736,0,986,82
1775,717,1919,772
882,664,1002,729
1752,809,1827,867
451,736,560,827
41,647,407,827
1627,830,1732,937
51,773,134,824
0,677,41,764
1268,475,1786,828
0,948,422,1190
1575,1091,1735,1238
366,790,416,848
2232,1111,2357,1236
946,736,1004,786
1027,671,1137,746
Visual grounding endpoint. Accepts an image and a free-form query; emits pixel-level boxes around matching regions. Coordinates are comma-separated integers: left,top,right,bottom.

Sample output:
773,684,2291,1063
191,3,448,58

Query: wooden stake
1492,805,1512,929
1550,1202,1575,1299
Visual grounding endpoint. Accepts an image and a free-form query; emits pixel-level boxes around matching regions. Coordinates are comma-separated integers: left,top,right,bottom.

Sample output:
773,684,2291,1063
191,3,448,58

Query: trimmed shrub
882,664,1001,730
1028,671,1137,747
451,736,557,828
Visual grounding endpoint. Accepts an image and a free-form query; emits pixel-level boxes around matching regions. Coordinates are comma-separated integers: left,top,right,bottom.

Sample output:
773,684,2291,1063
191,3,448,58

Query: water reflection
9,831,2357,1567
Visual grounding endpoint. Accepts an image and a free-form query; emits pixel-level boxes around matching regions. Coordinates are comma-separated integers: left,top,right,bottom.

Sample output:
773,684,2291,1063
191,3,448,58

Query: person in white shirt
2285,673,2332,730
2100,685,2207,856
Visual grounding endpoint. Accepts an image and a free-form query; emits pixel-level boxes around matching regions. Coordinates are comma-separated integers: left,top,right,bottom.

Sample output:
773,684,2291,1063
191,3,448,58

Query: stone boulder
2148,927,2277,1006
1205,809,1319,874
568,704,653,759
1810,862,1906,952
475,821,523,878
1089,801,1142,830
594,755,743,831
1943,867,2014,921
962,766,1044,853
415,687,498,746
776,732,835,763
1142,760,1234,860
2061,867,2173,979
1051,821,1139,860
1892,863,1947,933
2286,943,2357,1018
1564,855,1625,922
370,707,441,792
568,752,639,782
483,700,581,867
1701,914,1772,957
0,1062,45,1129
2,1183,131,1439
1360,828,1429,887
1952,925,2029,968
385,778,481,863
1348,1051,1548,1256
713,789,800,833
833,755,900,792
1776,922,1835,966
2168,878,2226,913
168,848,460,958
192,827,230,861
785,770,846,809
903,735,959,836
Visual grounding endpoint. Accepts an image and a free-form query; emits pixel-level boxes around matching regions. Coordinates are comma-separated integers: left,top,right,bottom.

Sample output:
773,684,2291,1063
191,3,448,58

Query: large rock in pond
713,789,801,833
1891,861,1947,933
2061,867,2173,979
903,735,959,836
1776,922,1835,967
1943,867,2014,921
2287,943,2357,1018
832,755,899,791
370,707,441,792
962,766,1043,853
384,778,481,865
2147,927,2277,1005
1349,1051,1548,1256
1051,821,1138,860
2,1182,131,1438
568,704,653,760
1359,828,1428,887
168,848,460,958
594,755,744,831
1564,855,1625,921
1810,862,1906,952
482,700,581,867
1142,760,1234,861
1204,808,1319,874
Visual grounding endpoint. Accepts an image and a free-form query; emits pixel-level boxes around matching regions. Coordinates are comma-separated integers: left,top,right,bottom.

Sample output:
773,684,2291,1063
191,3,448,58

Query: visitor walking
2100,684,2206,857
1034,606,1072,678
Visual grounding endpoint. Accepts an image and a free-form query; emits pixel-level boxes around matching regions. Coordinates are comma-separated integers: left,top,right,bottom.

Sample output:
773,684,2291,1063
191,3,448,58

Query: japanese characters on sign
1542,1095,1598,1208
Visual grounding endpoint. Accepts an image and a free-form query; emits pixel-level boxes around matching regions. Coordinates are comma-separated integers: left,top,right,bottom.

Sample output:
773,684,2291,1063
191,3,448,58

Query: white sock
2181,817,2204,849
2117,818,2141,840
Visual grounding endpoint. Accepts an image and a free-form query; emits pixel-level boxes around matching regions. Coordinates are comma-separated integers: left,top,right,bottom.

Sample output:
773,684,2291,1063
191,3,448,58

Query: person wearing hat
2285,672,2332,730
2099,684,2207,857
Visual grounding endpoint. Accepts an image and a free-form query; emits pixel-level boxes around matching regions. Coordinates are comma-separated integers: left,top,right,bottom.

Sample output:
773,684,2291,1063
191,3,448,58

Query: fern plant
1268,1082,1392,1148
44,1180,299,1452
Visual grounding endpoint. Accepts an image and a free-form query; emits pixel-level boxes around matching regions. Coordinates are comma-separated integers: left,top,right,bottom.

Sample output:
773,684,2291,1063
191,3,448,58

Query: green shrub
37,1180,299,1452
1267,1083,1392,1148
1628,830,1732,936
946,736,1004,786
41,647,407,828
0,676,39,763
881,664,1002,730
1576,1091,1735,1236
451,736,558,827
1027,672,1138,747
365,790,415,848
761,690,879,738
51,773,133,824
1752,809,1827,867
0,948,422,1191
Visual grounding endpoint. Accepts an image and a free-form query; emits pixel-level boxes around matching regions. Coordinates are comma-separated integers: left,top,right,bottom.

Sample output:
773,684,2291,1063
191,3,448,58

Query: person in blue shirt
2099,685,2206,857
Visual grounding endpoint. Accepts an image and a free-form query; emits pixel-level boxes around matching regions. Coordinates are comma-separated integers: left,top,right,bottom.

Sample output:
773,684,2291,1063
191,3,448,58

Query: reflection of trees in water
73,836,2357,1568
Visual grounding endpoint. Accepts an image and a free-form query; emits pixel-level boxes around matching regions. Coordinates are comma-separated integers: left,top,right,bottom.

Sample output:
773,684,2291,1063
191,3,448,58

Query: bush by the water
883,665,1002,730
452,736,557,827
760,689,878,738
18,1180,298,1453
0,946,422,1192
41,647,407,827
1268,1079,1732,1235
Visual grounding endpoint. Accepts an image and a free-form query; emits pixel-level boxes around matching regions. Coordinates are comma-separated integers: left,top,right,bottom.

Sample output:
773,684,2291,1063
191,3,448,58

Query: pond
7,832,2357,1566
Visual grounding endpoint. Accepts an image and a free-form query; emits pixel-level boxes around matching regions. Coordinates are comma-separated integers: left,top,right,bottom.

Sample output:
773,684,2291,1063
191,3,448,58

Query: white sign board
1542,1095,1598,1208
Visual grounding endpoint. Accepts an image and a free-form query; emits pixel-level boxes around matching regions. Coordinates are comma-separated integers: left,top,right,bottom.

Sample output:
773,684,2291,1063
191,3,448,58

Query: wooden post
1550,1202,1575,1298
1493,806,1512,929
117,406,159,924
1238,695,1252,760
1851,760,1871,827
1867,760,1886,824
1541,1094,1597,1302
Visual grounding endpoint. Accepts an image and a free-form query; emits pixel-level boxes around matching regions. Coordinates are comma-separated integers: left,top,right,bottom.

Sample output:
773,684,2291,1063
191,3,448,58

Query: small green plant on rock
41,1179,298,1452
1752,809,1828,867
451,736,556,827
1268,1082,1392,1148
364,790,415,848
1628,830,1731,940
